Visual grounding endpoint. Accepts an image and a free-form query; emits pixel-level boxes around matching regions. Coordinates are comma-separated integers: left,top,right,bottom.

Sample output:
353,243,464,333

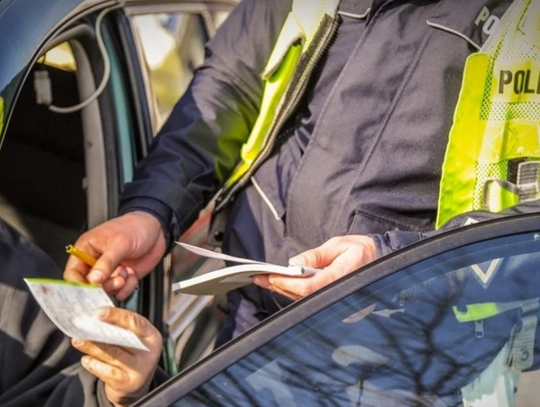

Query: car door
0,0,235,377
112,0,237,374
132,212,540,406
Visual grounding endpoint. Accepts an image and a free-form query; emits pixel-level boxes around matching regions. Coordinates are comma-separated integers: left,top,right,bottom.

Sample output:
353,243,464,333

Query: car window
0,9,137,271
144,221,540,406
131,13,207,129
0,40,87,268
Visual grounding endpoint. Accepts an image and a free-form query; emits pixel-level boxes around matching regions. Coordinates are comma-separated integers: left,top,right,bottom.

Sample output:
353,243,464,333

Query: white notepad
171,242,319,295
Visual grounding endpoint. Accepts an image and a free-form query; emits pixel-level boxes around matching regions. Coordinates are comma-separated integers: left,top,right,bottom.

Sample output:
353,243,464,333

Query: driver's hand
72,307,162,407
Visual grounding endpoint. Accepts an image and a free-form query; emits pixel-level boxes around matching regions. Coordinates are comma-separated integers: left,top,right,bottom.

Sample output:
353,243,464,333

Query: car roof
0,0,107,137
0,0,235,144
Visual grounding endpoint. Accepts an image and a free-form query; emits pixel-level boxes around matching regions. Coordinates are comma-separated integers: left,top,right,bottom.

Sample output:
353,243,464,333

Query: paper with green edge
24,278,148,351
25,278,100,288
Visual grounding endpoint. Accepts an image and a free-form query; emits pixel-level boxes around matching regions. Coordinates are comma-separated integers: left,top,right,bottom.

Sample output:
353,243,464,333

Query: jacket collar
427,0,514,50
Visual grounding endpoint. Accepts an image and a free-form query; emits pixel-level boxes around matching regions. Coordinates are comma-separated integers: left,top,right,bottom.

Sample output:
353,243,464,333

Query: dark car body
3,1,540,406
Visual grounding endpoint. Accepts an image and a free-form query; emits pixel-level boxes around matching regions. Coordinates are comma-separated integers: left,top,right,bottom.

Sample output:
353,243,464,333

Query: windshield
175,230,540,406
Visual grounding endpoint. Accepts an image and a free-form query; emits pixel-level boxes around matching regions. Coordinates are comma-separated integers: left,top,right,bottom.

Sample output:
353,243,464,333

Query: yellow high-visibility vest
214,0,341,212
437,0,540,227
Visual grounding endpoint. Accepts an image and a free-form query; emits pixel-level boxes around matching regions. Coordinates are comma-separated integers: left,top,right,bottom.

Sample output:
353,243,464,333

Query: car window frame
12,3,165,322
0,4,114,223
123,2,222,135
0,0,119,146
118,0,237,375
133,211,540,406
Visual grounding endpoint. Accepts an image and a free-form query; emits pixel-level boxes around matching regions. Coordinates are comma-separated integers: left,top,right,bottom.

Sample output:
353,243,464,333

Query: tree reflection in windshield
178,231,540,407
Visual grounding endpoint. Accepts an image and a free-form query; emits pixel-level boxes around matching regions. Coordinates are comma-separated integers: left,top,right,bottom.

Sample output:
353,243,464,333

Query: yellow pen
66,244,97,267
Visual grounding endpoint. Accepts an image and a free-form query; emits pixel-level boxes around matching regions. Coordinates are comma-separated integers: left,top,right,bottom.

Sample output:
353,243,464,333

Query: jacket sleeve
372,202,540,257
119,0,292,241
0,219,110,407
43,366,170,407
0,218,170,407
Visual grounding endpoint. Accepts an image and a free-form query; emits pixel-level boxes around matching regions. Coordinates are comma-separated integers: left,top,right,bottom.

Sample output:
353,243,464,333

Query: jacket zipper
215,15,340,212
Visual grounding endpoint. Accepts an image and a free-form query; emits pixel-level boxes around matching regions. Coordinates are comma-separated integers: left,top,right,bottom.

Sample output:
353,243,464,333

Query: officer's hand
72,307,162,407
253,235,377,301
64,211,167,300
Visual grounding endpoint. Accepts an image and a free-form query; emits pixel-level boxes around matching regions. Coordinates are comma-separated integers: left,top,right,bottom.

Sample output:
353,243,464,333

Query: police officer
64,0,540,346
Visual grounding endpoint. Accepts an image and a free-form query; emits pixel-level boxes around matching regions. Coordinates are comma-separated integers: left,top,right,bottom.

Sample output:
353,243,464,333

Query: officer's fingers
114,269,139,301
87,243,132,285
266,273,330,299
64,247,95,283
252,274,271,289
323,236,377,276
320,254,360,280
252,275,302,300
98,307,157,340
258,252,364,300
63,234,107,283
64,257,89,283
253,273,323,299
80,355,128,389
292,237,376,292
72,339,131,366
288,236,351,269
101,267,129,294
266,284,302,301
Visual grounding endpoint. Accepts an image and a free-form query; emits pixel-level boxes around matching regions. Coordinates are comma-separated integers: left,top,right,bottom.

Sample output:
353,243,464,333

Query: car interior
0,55,87,268
0,7,229,377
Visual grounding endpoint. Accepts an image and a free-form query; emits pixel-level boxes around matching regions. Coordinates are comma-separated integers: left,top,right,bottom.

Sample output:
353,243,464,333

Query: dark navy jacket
120,0,524,314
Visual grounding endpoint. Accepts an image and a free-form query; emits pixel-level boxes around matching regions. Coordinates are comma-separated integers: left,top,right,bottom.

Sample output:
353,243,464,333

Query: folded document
171,242,319,295
25,278,148,351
